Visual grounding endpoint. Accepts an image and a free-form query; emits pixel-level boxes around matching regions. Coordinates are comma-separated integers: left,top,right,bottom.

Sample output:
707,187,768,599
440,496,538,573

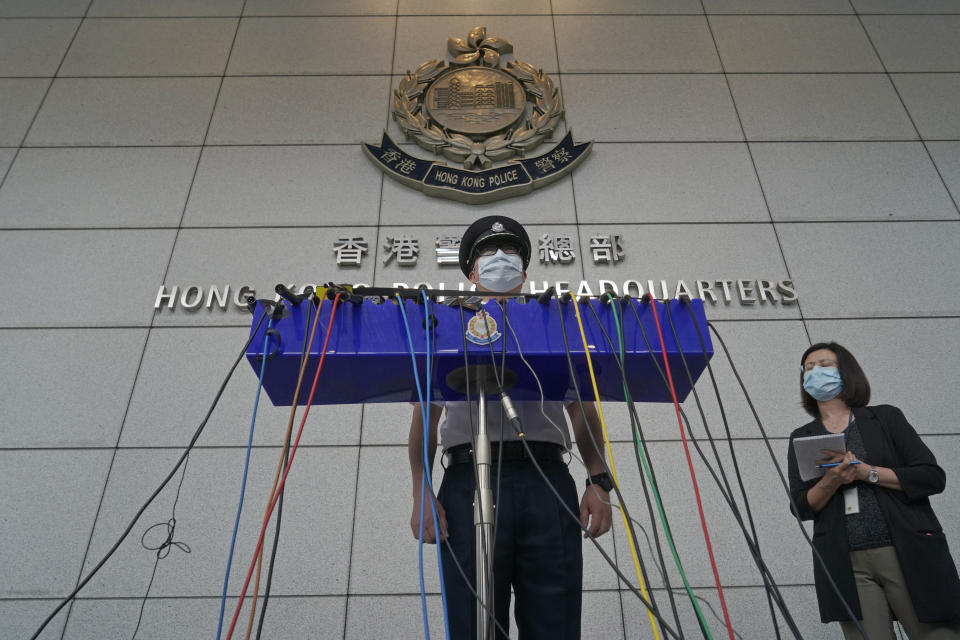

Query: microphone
499,391,525,438
536,286,556,304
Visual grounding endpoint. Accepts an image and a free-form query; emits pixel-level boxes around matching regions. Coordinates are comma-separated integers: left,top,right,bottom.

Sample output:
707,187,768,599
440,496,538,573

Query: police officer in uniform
408,215,613,640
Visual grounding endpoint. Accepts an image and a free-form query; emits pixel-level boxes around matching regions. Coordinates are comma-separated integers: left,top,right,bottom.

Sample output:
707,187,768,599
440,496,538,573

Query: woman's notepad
793,432,846,481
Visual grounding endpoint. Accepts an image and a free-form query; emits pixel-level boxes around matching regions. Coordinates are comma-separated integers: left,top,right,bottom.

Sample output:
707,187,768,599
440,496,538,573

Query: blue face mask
803,365,843,402
476,250,524,292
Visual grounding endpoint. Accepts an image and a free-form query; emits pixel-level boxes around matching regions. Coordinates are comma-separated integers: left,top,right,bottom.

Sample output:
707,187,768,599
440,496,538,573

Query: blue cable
215,314,275,640
396,297,431,640
421,291,452,640
396,295,450,640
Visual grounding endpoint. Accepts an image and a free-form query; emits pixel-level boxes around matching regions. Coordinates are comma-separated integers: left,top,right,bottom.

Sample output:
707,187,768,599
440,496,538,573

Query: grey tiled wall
2,1,958,639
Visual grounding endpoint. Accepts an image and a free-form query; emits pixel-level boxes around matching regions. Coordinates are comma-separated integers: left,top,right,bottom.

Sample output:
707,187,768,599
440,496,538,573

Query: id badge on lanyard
842,411,859,515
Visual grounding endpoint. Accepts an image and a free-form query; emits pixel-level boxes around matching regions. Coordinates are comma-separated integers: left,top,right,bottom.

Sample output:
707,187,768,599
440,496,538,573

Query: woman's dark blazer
787,404,960,623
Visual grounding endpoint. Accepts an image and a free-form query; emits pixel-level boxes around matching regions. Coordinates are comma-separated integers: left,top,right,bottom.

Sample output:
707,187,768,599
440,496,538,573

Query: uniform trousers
437,457,583,640
840,545,960,640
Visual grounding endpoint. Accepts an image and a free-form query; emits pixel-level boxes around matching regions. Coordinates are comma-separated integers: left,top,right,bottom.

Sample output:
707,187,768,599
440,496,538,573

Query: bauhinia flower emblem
448,26,513,67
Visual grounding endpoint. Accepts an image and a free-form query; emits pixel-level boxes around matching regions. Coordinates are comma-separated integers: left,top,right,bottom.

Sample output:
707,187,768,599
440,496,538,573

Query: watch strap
586,472,614,492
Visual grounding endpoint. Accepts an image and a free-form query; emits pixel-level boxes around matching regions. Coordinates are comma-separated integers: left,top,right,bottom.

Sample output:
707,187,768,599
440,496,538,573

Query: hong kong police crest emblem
364,27,592,204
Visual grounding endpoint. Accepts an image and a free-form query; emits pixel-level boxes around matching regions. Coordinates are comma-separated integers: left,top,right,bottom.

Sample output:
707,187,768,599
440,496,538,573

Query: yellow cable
570,297,662,640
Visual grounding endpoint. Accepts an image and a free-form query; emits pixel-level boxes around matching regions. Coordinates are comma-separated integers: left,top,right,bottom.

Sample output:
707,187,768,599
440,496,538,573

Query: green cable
610,301,713,638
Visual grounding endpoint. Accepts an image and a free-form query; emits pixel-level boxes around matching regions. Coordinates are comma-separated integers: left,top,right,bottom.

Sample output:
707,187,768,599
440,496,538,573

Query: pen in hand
817,461,861,469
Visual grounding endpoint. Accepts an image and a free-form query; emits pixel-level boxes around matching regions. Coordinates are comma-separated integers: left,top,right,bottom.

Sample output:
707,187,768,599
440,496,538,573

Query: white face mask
476,250,524,292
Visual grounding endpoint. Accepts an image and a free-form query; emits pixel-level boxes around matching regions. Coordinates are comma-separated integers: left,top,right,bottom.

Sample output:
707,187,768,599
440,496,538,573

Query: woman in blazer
787,342,960,640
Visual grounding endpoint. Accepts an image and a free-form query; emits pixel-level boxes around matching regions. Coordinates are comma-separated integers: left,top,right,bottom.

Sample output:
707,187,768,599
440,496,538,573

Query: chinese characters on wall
333,233,625,267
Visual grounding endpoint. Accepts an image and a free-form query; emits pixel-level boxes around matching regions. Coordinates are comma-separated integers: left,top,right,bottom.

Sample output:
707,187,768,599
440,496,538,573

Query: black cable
575,299,685,636
591,302,748,636
482,297,675,637
663,303,785,637
682,304,786,639
581,298,694,638
130,459,192,639
662,303,800,639
508,422,684,640
253,299,314,639
625,300,802,637
623,510,744,640
707,321,870,640
545,293,679,637
29,309,270,640
578,296,783,639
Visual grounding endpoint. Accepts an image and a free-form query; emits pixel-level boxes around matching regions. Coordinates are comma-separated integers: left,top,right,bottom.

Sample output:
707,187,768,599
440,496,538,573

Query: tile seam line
553,3,626,637
4,12,960,19
7,71,960,79
57,4,249,638
48,3,124,635
5,218,959,231
17,138,960,149
702,4,812,344
341,3,398,637
848,3,960,219
0,3,89,200
4,432,959,453
2,582,821,602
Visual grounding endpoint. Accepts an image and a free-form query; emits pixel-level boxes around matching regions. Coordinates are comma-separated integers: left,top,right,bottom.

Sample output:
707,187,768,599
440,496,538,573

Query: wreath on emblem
393,27,564,170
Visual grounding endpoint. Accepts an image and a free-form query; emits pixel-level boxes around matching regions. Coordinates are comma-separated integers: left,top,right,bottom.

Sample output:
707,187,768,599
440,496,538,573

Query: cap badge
491,222,505,232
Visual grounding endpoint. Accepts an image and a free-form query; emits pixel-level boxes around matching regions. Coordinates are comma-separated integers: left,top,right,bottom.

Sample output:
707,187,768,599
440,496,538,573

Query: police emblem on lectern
363,27,592,204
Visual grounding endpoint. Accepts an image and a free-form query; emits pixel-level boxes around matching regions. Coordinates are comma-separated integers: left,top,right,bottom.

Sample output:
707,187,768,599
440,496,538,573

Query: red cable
649,298,736,640
224,294,342,640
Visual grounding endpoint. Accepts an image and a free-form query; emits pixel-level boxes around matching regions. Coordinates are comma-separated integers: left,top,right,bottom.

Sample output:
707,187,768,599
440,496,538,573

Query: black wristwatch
586,472,614,492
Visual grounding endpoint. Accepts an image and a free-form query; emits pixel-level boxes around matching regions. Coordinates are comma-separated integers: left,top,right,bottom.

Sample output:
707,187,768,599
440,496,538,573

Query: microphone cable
215,314,276,640
568,295,665,640
28,308,271,640
647,297,736,640
130,456,192,639
630,305,802,638
584,297,706,638
479,297,675,638
502,302,685,638
397,292,451,640
624,299,805,638
480,330,685,640
503,305,751,640
499,294,683,639
222,294,343,640
247,293,322,640
625,298,801,638
663,301,788,639
707,322,870,640
421,290,453,640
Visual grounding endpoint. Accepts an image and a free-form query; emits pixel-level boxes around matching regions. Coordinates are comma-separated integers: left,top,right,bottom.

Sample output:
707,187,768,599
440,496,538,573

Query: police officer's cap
458,215,531,276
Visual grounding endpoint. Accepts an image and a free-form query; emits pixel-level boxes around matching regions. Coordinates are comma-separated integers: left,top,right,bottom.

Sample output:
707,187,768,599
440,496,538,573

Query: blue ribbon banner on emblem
363,131,592,204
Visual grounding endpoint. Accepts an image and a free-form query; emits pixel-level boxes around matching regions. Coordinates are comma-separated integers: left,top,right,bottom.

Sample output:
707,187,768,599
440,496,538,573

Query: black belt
443,441,565,467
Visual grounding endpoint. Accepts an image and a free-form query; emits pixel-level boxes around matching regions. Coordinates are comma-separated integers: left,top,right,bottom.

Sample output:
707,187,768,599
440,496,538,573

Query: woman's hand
819,449,863,486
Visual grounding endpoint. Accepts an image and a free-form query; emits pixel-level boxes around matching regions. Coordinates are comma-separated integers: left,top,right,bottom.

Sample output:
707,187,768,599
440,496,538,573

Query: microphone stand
446,362,516,640
474,372,494,640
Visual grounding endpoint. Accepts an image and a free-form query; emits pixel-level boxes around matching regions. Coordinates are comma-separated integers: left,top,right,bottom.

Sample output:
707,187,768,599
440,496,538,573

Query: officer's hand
411,495,448,544
580,486,613,539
